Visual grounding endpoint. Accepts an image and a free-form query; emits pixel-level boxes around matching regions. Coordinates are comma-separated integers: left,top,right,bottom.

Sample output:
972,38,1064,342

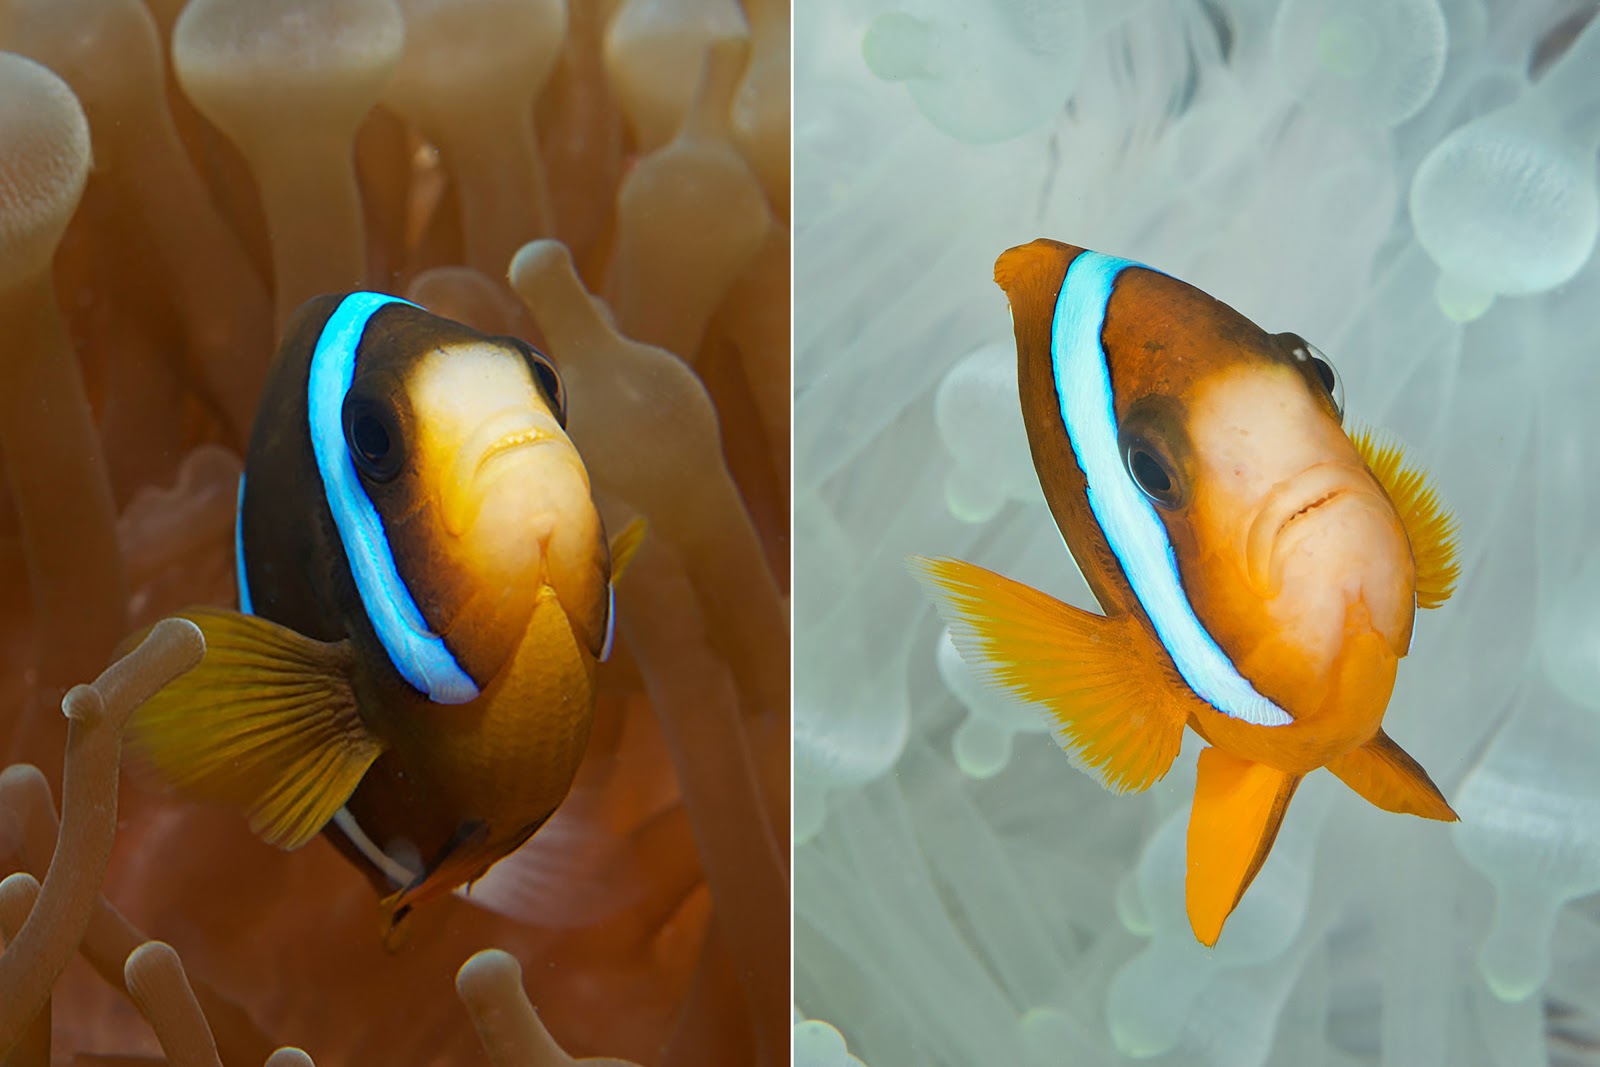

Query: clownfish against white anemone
913,239,1461,946
128,293,644,932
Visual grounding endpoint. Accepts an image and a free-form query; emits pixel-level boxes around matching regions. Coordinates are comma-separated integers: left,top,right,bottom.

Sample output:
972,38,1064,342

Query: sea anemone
0,1,789,1064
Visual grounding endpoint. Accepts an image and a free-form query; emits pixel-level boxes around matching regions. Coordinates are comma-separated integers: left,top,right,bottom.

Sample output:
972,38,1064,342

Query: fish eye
522,345,567,428
342,397,404,481
1286,336,1344,421
1125,444,1180,507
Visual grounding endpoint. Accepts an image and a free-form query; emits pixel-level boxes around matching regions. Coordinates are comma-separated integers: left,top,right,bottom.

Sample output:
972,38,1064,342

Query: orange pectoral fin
608,515,648,583
1326,730,1457,821
909,555,1191,793
1186,748,1302,947
1347,423,1460,608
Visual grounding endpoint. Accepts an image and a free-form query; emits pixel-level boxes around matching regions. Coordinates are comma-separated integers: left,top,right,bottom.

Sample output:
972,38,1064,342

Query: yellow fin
1348,423,1461,609
1326,730,1457,821
1187,748,1301,946
909,556,1190,793
127,607,384,850
609,516,647,583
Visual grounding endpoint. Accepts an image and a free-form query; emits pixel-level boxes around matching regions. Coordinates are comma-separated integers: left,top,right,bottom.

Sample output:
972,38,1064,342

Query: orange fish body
916,239,1460,945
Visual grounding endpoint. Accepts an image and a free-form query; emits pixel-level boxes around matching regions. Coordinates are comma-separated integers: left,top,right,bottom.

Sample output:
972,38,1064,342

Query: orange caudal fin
1326,730,1457,821
909,555,1190,793
1187,747,1302,946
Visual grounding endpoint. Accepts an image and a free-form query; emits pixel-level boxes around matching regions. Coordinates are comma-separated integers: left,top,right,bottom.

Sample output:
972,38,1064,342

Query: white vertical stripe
307,293,480,705
1053,252,1292,728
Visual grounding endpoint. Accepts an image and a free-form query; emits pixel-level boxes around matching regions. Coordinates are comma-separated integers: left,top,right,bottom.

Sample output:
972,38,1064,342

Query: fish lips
1244,462,1397,597
438,411,607,660
441,412,573,538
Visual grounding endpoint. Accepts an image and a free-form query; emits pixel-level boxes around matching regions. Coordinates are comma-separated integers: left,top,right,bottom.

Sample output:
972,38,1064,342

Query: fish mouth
441,412,564,537
1244,462,1388,594
474,427,553,477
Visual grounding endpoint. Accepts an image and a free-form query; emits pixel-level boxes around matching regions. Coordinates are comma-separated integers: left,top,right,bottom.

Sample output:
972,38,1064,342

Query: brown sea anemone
0,1,789,1064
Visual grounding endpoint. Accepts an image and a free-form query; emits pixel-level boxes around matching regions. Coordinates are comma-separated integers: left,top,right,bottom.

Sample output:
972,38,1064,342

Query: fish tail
1186,747,1302,946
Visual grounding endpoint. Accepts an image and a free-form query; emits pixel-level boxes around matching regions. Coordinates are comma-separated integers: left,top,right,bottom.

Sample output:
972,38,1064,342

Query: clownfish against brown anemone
913,239,1462,946
127,293,643,934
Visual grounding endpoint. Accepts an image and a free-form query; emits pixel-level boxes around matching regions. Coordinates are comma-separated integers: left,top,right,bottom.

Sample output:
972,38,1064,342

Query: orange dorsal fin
1187,747,1302,946
909,555,1190,793
1326,730,1457,821
126,607,384,850
994,238,1082,296
1348,423,1461,609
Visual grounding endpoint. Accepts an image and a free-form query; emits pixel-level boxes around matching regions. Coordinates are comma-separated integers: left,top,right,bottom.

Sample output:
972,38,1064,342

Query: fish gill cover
795,1,1600,1065
0,0,789,1064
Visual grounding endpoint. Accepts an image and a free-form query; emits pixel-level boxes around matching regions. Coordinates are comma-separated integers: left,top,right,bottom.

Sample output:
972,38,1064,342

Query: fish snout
441,409,577,537
1245,463,1397,595
1244,461,1415,665
441,410,609,658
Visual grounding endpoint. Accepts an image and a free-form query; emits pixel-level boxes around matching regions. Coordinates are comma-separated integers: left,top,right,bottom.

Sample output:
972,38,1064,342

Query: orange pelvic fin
380,818,495,935
1326,730,1457,821
1347,423,1460,609
910,555,1188,793
1186,747,1302,946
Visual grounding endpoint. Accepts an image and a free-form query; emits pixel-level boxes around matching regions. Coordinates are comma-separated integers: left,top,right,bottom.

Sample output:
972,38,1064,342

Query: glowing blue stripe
599,585,616,662
308,292,480,705
1053,252,1292,728
235,473,253,615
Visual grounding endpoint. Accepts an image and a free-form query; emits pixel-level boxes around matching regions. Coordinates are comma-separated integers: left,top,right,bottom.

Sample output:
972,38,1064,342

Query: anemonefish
914,240,1461,946
128,293,643,931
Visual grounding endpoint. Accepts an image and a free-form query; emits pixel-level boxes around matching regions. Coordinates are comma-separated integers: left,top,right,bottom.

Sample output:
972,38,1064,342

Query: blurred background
794,1,1600,1065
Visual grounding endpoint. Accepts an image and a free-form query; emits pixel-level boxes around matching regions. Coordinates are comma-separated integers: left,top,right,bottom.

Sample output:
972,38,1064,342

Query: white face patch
1052,252,1293,728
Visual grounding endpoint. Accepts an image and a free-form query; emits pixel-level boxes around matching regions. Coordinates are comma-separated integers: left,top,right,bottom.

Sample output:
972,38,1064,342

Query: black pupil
1131,450,1171,496
1311,357,1337,395
353,414,390,463
536,364,561,406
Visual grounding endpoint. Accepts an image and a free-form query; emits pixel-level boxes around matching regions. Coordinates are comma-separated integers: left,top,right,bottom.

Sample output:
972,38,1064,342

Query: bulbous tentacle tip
509,239,575,290
455,946,523,999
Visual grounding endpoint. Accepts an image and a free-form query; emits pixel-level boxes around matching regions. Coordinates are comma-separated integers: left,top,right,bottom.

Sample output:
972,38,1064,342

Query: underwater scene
795,1,1600,1066
0,0,788,1065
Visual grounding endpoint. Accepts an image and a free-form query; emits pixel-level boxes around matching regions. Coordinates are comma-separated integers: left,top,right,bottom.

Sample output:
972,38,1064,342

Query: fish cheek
370,464,533,688
1119,396,1259,669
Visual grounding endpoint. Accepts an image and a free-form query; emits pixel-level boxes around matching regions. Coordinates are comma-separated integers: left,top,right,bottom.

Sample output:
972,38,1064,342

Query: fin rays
1348,423,1461,609
910,555,1190,793
128,607,385,851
